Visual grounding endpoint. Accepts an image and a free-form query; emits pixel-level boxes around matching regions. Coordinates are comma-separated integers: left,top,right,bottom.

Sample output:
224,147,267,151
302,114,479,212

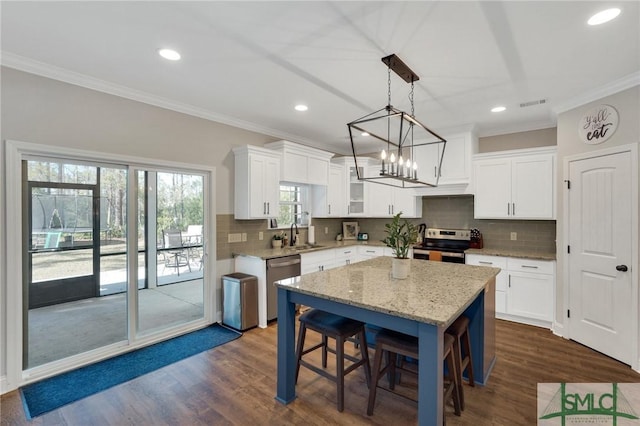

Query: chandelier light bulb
406,159,412,169
398,156,404,166
389,153,396,163
381,150,387,160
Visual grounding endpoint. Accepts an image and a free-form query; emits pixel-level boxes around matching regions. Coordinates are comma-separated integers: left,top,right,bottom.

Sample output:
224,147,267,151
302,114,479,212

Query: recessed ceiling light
491,106,506,113
588,8,621,25
294,104,308,112
158,48,181,61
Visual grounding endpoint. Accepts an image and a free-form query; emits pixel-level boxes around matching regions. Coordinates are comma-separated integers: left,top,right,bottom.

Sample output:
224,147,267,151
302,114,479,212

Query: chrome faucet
290,223,299,246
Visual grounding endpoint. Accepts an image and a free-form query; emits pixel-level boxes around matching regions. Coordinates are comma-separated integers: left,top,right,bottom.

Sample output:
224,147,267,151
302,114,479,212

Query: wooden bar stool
366,329,461,422
295,309,371,412
446,315,475,410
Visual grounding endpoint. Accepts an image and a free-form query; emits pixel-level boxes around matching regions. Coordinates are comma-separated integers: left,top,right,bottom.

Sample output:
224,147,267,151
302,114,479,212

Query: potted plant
381,212,418,279
272,232,284,249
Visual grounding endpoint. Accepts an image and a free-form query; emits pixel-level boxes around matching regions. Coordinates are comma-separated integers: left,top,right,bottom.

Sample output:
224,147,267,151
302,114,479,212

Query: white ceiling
2,1,639,154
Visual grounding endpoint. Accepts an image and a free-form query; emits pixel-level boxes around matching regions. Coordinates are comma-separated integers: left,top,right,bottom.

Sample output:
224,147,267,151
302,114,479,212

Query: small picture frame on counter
342,221,358,240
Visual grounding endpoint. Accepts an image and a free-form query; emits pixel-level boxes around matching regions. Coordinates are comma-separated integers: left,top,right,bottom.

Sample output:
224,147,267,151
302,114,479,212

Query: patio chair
184,225,204,269
162,229,191,276
44,232,62,249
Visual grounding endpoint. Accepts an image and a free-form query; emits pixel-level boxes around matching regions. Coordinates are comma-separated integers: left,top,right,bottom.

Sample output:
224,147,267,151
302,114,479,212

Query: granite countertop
233,240,386,260
465,248,556,261
274,257,500,327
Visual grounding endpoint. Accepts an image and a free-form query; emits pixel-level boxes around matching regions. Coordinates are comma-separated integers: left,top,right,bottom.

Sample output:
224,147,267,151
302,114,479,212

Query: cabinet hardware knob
616,265,628,272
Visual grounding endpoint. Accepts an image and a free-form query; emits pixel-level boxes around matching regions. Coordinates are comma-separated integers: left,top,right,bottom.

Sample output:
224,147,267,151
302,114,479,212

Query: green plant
273,232,284,240
381,212,418,259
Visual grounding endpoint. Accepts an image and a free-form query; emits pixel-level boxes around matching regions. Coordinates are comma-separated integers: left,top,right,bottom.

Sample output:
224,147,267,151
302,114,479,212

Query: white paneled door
568,149,634,365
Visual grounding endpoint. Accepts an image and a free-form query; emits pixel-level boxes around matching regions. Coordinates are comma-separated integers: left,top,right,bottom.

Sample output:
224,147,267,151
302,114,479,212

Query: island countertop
275,256,500,327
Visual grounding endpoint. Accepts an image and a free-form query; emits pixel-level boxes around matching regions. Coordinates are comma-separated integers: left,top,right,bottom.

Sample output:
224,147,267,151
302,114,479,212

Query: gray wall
555,86,640,329
479,127,557,152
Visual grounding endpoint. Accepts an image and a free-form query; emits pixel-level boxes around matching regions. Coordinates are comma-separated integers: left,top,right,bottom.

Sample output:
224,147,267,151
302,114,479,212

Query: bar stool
366,329,461,422
446,315,474,410
295,309,371,412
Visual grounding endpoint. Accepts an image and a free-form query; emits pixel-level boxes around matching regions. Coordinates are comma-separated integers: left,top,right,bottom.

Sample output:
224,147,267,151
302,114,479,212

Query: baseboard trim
552,321,566,338
496,313,552,330
0,375,9,395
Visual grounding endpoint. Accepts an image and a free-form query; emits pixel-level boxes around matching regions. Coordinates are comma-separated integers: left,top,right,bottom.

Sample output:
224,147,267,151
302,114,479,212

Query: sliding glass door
137,170,205,336
23,158,206,370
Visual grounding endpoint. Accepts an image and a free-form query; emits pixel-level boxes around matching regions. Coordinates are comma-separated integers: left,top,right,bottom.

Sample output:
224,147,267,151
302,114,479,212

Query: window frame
277,183,308,228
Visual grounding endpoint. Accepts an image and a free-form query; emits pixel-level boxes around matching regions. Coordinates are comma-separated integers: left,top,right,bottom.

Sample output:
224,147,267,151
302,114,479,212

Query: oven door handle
439,251,465,258
413,249,465,258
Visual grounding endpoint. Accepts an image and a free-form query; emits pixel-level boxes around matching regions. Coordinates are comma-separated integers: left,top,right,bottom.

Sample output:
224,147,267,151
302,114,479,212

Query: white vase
391,258,411,279
272,239,282,249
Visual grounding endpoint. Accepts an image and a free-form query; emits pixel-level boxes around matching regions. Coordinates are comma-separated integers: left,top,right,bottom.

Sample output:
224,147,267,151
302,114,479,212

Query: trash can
222,273,258,331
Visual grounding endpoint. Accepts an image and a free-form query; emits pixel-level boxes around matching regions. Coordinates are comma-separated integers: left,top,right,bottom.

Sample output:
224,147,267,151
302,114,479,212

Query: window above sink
276,183,309,229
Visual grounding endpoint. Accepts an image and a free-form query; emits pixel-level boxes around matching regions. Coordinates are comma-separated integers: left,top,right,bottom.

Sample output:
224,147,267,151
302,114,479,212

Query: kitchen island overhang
274,257,500,426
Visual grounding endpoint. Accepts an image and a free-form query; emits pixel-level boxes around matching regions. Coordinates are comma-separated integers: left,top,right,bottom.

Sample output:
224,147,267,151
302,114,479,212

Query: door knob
616,265,628,272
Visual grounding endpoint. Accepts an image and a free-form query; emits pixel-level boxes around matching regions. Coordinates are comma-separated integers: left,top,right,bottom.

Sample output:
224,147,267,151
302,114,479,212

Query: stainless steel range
413,228,471,263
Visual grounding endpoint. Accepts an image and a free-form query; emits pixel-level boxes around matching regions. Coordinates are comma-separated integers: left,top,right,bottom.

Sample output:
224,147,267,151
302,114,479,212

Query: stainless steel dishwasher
266,254,301,321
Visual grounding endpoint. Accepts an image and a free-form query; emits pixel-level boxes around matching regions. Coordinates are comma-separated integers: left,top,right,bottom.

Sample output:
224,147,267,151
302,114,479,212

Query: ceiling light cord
387,66,392,154
410,80,415,161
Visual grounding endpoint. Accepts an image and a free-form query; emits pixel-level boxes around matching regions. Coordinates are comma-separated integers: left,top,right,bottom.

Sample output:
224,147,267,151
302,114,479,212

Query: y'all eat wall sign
578,104,619,145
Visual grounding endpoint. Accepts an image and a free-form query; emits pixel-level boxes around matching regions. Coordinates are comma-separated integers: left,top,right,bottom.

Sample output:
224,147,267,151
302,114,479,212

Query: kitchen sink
287,244,325,251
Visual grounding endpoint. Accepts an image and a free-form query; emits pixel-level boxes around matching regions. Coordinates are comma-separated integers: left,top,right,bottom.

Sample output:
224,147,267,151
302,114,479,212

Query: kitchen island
274,257,500,426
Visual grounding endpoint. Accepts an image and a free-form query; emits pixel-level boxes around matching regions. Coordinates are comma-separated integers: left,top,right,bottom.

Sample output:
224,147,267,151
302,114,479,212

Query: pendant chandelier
347,54,446,188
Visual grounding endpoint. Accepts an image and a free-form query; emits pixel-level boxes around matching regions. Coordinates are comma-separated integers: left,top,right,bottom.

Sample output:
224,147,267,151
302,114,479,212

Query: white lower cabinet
466,254,555,328
335,247,359,267
506,258,554,325
300,249,337,274
301,245,389,275
465,255,508,314
358,245,384,261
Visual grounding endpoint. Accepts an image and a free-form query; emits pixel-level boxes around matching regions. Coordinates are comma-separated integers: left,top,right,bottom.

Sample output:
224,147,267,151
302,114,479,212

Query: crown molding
0,52,320,146
553,71,640,114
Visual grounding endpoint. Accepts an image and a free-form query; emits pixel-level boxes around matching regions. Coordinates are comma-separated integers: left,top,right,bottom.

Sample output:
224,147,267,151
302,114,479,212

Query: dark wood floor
2,319,639,425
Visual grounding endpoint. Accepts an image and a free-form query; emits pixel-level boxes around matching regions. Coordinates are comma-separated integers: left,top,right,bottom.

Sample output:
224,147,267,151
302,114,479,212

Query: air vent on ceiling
519,98,547,108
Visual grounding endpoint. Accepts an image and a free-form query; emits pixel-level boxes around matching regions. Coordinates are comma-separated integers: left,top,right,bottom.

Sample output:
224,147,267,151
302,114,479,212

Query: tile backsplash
217,195,556,260
419,196,556,254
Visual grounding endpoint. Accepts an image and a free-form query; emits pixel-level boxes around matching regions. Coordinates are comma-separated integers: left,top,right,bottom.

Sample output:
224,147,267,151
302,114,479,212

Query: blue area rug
21,324,241,418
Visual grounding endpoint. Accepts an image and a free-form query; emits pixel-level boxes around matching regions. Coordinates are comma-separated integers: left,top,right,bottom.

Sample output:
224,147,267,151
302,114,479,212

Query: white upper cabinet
264,140,334,185
346,162,367,216
311,163,345,217
414,130,478,196
365,165,421,218
331,157,372,217
438,133,473,184
473,147,556,219
233,145,281,219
